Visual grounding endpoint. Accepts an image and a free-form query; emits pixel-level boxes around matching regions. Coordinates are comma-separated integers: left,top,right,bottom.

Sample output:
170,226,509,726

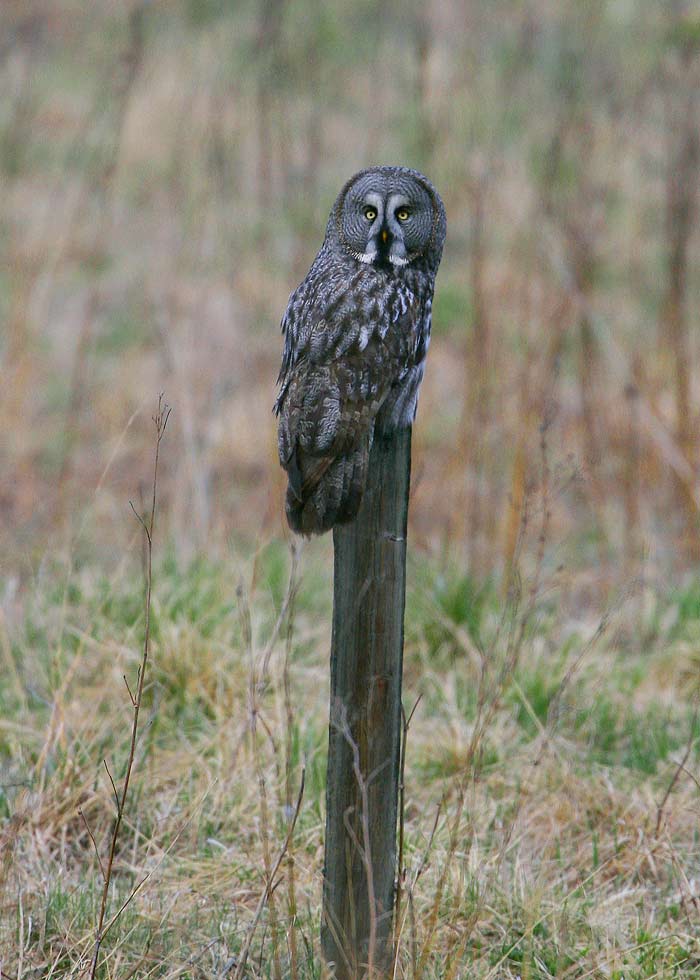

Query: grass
1,541,699,978
3,3,700,974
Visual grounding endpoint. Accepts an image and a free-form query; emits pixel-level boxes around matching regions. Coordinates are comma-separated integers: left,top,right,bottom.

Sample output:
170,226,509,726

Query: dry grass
2,3,700,977
1,525,699,977
2,1,700,583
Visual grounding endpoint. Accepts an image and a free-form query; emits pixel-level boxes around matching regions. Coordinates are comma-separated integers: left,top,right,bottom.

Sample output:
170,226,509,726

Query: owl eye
363,207,377,221
396,208,410,221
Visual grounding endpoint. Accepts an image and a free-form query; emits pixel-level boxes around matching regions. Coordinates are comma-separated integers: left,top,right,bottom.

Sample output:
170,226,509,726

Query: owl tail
286,441,369,536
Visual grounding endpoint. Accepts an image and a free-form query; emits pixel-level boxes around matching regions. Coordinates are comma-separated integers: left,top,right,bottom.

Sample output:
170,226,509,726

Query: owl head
327,166,446,273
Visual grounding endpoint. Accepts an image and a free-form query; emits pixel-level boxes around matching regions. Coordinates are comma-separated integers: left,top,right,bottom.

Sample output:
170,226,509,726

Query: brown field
1,2,699,977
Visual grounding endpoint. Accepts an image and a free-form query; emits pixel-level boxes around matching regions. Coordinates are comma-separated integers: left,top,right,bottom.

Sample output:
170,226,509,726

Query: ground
2,3,700,976
2,537,699,978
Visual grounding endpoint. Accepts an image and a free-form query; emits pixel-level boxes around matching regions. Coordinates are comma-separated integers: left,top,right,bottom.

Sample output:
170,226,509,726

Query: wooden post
322,423,411,979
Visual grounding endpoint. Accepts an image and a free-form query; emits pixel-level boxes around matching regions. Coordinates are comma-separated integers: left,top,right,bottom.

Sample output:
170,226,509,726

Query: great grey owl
274,166,446,535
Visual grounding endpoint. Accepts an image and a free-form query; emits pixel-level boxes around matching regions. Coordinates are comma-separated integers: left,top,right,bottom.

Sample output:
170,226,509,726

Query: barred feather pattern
274,167,445,535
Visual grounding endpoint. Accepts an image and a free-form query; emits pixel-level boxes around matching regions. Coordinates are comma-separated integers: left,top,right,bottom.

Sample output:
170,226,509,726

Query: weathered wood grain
321,424,411,979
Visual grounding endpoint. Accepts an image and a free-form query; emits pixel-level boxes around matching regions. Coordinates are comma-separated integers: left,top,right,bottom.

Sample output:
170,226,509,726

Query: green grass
1,550,699,977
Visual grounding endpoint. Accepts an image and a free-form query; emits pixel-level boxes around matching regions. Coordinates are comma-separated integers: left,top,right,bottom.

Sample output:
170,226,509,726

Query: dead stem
231,769,305,980
87,395,171,979
655,705,699,839
282,544,301,980
393,694,423,964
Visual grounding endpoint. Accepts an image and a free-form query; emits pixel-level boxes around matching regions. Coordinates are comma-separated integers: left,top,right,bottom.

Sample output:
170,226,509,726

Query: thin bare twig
231,768,305,980
394,694,423,960
391,798,443,980
678,762,700,795
282,544,301,980
243,569,283,980
655,705,699,838
79,808,106,882
87,394,170,979
128,499,151,544
260,540,301,680
123,670,138,707
99,780,214,949
103,759,120,813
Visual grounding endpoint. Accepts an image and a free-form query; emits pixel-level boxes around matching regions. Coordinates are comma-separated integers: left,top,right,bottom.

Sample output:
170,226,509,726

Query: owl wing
274,276,421,534
274,267,370,414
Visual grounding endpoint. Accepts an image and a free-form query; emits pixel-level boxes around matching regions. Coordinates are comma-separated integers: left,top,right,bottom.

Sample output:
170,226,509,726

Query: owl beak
381,228,388,245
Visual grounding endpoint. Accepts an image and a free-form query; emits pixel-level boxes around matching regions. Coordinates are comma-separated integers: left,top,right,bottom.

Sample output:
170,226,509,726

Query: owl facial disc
351,191,383,263
334,165,445,279
362,191,411,267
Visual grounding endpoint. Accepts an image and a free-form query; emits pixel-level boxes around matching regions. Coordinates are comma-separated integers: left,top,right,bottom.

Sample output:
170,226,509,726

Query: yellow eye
396,208,410,221
364,207,377,221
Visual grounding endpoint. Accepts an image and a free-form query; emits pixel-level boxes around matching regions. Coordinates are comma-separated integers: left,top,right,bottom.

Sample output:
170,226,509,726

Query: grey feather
274,166,446,536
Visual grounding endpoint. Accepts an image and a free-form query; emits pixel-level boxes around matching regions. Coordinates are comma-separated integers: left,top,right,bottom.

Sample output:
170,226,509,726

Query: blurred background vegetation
2,0,700,587
3,3,700,976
